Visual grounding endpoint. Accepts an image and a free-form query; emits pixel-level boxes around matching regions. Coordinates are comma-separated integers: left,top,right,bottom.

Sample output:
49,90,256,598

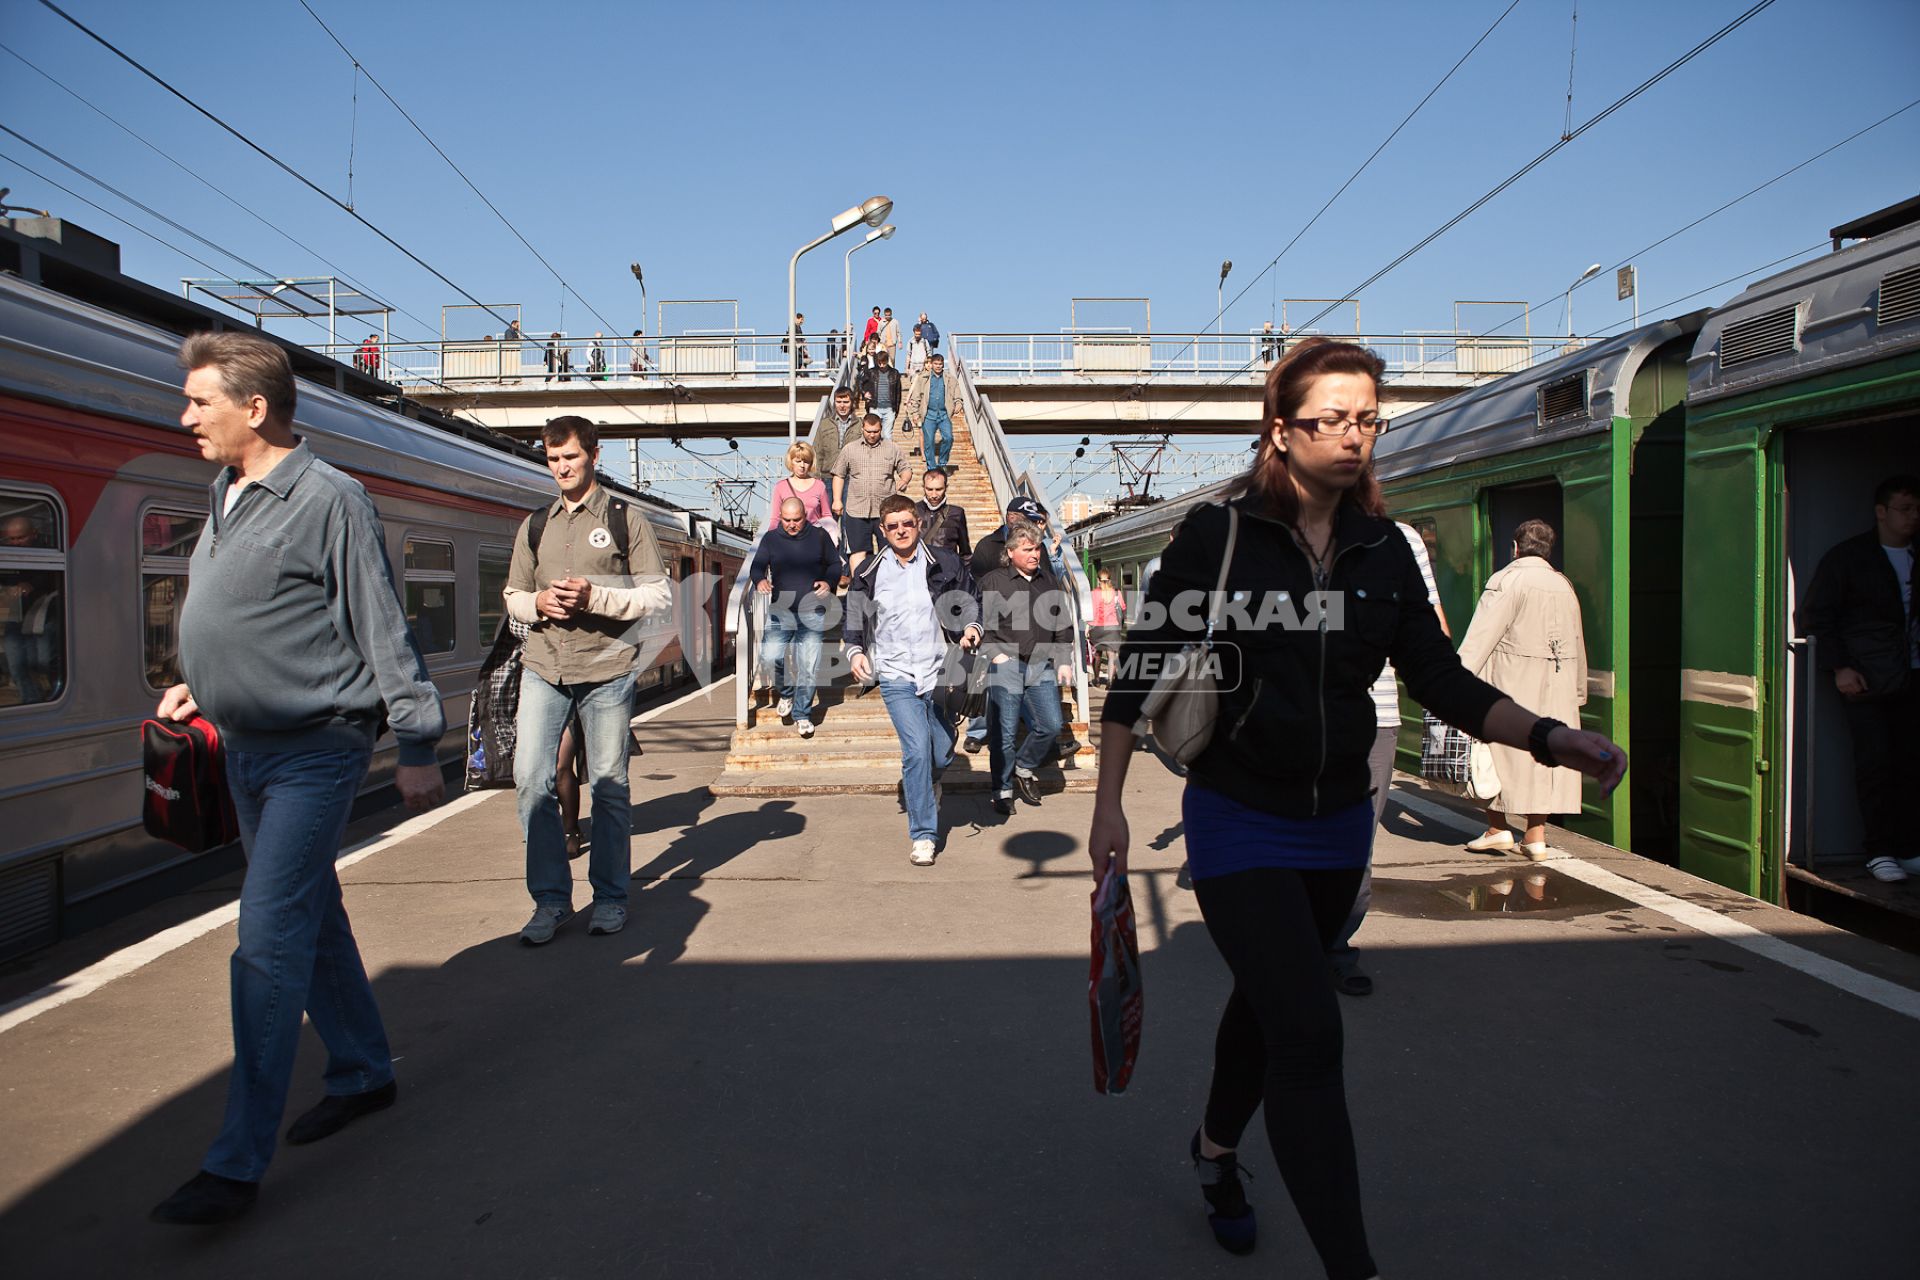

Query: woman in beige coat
1456,518,1589,858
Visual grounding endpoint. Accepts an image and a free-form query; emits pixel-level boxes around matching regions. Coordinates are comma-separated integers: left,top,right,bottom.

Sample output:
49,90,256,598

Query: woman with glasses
1091,337,1627,1280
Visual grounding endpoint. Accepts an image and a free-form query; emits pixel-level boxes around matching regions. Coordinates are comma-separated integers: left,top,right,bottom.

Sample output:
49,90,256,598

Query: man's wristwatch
1529,717,1568,767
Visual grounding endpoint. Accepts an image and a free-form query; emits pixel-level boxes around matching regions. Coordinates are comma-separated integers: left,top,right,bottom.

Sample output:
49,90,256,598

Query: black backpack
525,497,633,569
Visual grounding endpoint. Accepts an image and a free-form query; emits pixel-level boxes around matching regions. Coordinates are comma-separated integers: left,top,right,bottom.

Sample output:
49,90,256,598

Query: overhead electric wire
1156,0,1783,427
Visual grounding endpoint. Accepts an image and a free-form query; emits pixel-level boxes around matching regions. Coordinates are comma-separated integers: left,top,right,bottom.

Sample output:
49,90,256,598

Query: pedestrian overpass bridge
357,330,1569,441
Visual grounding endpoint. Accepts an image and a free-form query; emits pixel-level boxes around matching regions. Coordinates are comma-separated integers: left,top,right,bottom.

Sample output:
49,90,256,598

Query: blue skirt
1181,784,1375,880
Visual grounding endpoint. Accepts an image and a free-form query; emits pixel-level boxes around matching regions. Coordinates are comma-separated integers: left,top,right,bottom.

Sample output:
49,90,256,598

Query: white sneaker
1868,856,1910,883
775,697,793,721
796,719,814,738
1522,841,1552,862
1465,830,1515,853
909,839,937,866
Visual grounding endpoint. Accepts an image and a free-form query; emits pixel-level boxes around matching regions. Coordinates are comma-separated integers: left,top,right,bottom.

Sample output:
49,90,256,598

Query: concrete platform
2,677,1918,1278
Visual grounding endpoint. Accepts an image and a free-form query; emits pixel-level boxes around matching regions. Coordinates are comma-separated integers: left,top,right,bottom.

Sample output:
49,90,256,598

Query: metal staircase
709,346,1096,797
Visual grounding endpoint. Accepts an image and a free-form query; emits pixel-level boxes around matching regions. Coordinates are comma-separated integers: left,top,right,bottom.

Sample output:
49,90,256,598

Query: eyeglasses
1282,414,1391,438
882,522,918,534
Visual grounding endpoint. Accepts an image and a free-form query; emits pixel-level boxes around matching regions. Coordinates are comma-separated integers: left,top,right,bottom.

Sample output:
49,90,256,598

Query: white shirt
1885,543,1918,667
872,544,943,693
1372,522,1443,728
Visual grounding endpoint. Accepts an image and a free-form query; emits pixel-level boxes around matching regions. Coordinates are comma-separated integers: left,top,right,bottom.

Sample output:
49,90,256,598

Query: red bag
1088,868,1144,1095
141,715,240,852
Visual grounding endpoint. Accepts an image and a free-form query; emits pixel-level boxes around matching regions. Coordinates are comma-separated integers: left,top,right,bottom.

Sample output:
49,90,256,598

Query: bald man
749,497,845,735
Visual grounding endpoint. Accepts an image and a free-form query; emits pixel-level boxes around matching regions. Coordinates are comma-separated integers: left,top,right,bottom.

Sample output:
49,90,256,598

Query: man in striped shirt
1329,520,1448,997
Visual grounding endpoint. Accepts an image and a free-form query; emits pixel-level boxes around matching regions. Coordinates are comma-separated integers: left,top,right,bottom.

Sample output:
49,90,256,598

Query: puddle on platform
1372,868,1635,919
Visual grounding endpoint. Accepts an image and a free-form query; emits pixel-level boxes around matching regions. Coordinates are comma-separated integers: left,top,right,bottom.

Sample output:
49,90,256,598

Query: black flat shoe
1190,1129,1256,1255
150,1171,257,1225
990,795,1014,816
285,1079,398,1145
1012,773,1043,806
1334,970,1374,998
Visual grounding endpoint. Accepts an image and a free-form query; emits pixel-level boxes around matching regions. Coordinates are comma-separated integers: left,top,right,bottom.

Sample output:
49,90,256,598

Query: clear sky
4,0,1917,512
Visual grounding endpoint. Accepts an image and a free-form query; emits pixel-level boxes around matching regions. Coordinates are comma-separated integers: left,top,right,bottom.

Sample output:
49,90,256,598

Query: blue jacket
842,541,981,660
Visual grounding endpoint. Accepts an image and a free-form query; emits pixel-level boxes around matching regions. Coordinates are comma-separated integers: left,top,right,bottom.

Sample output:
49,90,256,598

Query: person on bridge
907,323,930,377
149,331,447,1226
832,411,911,572
1456,518,1589,861
879,307,900,363
752,496,844,738
629,329,650,378
857,347,904,438
977,524,1073,815
503,415,673,946
914,467,971,559
862,305,881,352
844,493,981,866
1090,337,1627,1279
815,386,860,482
918,311,939,351
1800,474,1920,883
903,351,960,470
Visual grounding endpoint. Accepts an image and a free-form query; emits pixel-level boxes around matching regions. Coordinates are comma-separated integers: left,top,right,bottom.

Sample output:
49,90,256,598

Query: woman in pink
770,442,837,543
1089,568,1126,685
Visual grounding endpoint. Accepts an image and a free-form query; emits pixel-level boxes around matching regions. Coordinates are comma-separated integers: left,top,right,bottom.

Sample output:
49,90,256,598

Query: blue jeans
204,747,390,1182
760,609,826,720
921,412,952,470
516,668,637,908
873,406,896,437
879,678,954,842
986,658,1062,795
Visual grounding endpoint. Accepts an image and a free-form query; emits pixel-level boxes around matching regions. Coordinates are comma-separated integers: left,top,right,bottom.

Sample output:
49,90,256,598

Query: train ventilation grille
1536,372,1587,427
1719,304,1800,368
1878,263,1920,327
0,855,59,964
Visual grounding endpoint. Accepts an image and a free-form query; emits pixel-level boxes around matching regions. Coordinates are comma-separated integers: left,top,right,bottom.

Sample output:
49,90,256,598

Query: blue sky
4,0,1917,509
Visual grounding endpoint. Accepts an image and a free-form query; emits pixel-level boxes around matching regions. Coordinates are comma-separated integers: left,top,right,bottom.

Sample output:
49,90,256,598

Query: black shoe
149,1171,258,1225
990,795,1014,816
962,736,985,755
1012,772,1043,806
1190,1129,1256,1255
285,1080,398,1146
1334,970,1374,998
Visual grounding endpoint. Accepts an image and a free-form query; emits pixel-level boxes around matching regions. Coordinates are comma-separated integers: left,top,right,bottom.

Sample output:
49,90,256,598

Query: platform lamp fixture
1217,260,1233,341
844,223,896,362
628,262,647,340
1564,262,1601,341
789,196,894,442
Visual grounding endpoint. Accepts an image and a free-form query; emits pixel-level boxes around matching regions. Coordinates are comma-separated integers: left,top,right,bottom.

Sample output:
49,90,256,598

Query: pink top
772,476,832,525
1090,586,1124,627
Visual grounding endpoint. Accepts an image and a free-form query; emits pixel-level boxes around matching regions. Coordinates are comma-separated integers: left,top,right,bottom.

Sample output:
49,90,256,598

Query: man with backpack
504,416,672,944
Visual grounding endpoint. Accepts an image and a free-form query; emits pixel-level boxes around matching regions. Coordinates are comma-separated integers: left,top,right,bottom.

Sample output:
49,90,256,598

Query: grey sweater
179,441,446,765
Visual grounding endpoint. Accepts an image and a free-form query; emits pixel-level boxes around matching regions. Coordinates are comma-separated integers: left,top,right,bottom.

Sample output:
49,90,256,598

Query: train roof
1373,310,1709,483
0,221,750,552
1688,210,1920,405
1081,476,1239,555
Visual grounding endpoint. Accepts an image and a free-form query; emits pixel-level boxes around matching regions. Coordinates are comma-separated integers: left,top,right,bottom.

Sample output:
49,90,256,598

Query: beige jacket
1456,555,1589,816
902,367,964,429
503,484,672,684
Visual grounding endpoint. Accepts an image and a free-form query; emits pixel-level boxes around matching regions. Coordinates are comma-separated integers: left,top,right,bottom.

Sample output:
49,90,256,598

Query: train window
403,537,458,655
477,544,511,644
141,509,206,690
0,492,67,709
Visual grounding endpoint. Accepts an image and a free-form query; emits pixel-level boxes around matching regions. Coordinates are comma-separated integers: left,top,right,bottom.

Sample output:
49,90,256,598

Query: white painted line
1389,788,1920,1023
0,672,737,1037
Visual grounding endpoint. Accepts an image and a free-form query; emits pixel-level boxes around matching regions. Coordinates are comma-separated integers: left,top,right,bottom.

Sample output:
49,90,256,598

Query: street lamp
1564,262,1601,341
790,196,893,442
629,262,647,333
845,223,896,363
1217,259,1233,339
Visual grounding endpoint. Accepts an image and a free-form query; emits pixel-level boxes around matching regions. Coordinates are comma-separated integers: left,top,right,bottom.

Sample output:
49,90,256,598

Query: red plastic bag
1088,868,1144,1095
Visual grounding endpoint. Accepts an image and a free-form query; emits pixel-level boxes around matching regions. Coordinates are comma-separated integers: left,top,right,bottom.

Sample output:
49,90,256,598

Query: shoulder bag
1132,505,1238,765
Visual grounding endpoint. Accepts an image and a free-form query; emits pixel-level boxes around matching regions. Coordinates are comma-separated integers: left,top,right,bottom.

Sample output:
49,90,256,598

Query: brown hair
542,415,598,452
1513,518,1556,559
1237,336,1387,523
179,331,297,424
878,493,919,524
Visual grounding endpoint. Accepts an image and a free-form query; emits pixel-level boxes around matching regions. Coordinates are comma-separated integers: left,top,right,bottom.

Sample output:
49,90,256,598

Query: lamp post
1564,262,1601,341
790,196,893,443
1217,259,1233,346
844,223,896,364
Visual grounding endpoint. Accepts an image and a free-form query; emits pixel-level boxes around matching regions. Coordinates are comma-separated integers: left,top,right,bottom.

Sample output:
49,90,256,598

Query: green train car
1085,201,1919,905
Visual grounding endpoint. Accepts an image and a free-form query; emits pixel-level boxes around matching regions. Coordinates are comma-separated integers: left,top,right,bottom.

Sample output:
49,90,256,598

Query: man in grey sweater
151,332,446,1226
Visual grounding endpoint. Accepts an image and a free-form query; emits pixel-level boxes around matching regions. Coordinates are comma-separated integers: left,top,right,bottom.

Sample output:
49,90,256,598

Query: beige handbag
1133,505,1239,764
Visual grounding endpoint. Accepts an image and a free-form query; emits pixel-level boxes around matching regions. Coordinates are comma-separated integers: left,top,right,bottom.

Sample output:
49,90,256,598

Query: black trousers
1193,865,1375,1280
1841,680,1920,857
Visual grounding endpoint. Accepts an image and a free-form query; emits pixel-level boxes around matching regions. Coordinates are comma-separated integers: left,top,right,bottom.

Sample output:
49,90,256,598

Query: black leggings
1192,865,1374,1280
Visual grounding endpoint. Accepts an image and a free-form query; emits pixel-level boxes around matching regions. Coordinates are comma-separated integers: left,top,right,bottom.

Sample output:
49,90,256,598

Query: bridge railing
948,352,1094,736
307,333,860,389
950,331,1558,382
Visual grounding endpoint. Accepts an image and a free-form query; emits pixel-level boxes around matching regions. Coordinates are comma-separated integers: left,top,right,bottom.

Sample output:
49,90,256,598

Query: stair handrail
723,345,860,725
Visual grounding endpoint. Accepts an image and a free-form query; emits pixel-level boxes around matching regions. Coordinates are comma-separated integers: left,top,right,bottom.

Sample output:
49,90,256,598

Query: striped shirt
1372,522,1441,728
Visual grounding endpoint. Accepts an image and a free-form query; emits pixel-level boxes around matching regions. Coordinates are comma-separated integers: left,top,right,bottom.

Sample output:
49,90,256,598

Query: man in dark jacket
977,525,1073,814
1800,474,1920,882
966,497,1057,752
857,349,904,439
915,467,971,558
844,494,981,865
750,497,845,736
